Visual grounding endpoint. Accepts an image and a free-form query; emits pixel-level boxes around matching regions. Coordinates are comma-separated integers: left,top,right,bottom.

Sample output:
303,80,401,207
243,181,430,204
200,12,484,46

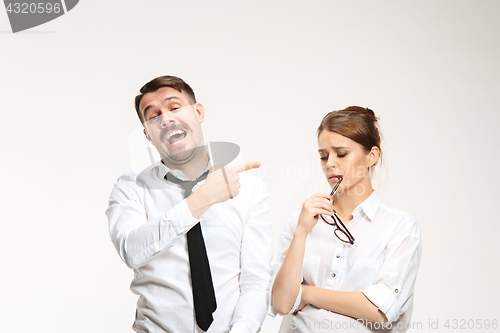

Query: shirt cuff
362,283,401,322
163,198,199,235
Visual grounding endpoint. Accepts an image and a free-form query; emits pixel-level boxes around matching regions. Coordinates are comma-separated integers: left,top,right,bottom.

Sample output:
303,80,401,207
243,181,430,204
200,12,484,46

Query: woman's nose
327,156,338,168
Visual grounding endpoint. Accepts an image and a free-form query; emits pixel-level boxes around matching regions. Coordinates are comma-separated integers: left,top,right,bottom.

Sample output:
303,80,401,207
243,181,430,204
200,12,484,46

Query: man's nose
160,113,174,128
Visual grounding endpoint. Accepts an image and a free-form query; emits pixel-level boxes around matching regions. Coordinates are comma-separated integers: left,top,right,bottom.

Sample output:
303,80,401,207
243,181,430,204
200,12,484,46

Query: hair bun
344,106,376,118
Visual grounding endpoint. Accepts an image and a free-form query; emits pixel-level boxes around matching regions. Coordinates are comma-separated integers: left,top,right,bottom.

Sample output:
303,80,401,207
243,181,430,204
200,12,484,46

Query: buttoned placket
325,240,344,289
325,212,363,290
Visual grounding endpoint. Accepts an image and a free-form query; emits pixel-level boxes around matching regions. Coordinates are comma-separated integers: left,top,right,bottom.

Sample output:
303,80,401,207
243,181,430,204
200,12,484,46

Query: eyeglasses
320,176,355,245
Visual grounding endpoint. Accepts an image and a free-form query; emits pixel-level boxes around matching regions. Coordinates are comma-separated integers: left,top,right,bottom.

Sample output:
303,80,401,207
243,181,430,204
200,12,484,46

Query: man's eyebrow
318,146,348,152
142,96,181,115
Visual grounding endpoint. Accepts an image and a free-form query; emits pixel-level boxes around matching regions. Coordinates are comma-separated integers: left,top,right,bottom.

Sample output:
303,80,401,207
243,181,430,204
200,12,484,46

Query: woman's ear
368,146,380,168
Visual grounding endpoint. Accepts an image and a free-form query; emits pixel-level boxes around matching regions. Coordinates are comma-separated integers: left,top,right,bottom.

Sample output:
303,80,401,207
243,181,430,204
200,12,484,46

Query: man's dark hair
134,75,197,124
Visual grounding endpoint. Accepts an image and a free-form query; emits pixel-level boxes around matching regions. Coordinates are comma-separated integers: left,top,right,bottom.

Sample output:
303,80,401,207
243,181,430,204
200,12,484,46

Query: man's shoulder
113,171,140,184
111,164,163,191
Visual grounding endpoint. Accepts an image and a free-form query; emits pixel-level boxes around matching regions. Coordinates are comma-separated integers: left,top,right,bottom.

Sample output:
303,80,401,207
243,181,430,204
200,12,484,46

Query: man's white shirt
106,161,273,333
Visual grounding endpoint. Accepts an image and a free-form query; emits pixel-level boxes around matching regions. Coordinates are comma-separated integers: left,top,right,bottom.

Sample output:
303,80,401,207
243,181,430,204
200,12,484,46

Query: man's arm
188,162,261,218
107,162,262,270
106,172,200,269
230,177,273,333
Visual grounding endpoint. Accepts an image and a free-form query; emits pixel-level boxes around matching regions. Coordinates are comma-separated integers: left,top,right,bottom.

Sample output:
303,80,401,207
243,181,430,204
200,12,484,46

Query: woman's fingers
304,195,333,214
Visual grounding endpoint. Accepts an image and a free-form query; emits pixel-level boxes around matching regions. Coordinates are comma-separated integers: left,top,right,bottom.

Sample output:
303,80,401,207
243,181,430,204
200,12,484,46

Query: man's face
140,87,206,166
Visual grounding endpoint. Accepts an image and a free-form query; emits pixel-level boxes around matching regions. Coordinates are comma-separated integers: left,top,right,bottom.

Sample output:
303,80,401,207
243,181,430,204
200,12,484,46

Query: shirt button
331,273,336,278
158,244,163,249
395,289,399,293
336,254,340,258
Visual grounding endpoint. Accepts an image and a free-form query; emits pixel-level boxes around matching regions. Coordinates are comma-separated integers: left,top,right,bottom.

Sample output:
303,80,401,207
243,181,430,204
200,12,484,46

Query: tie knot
165,171,209,198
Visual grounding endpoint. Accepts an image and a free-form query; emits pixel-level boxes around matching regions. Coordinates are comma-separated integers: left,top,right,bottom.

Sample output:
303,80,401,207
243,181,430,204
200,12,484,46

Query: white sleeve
267,212,303,317
230,178,274,333
362,216,422,322
106,173,198,269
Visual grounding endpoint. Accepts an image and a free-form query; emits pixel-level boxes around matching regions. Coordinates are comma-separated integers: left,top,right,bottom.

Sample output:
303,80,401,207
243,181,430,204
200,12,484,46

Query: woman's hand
296,193,333,236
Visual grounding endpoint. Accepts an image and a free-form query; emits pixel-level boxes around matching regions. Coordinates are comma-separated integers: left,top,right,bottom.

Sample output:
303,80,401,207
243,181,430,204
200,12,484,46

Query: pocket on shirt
302,255,321,285
343,257,379,290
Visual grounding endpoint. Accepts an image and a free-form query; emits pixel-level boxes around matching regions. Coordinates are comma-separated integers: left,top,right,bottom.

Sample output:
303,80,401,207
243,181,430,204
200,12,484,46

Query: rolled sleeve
362,217,422,323
362,282,401,322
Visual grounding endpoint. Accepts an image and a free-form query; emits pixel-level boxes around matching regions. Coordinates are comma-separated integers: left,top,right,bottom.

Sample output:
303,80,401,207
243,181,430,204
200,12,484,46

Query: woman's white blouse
269,191,422,333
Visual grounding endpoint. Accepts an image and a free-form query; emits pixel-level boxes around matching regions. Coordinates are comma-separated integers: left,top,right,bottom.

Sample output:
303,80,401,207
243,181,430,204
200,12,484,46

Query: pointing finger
232,161,261,173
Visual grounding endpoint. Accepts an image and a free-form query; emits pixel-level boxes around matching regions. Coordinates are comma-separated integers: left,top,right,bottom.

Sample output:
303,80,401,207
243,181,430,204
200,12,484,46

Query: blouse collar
352,190,383,222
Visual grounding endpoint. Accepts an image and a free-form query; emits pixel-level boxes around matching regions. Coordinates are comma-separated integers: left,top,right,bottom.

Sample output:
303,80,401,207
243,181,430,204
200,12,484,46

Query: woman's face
318,130,378,196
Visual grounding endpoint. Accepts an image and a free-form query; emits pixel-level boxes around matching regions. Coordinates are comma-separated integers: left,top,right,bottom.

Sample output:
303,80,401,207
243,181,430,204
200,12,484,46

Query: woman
270,107,422,332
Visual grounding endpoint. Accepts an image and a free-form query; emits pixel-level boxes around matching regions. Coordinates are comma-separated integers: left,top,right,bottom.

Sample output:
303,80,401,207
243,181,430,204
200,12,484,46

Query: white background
1,1,499,332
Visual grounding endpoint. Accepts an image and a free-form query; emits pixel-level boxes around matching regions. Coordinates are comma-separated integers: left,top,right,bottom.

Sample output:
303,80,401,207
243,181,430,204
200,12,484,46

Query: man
106,76,273,333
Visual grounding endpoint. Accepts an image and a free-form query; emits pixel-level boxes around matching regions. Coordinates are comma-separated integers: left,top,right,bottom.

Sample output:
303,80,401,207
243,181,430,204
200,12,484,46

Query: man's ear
195,103,205,123
143,128,151,141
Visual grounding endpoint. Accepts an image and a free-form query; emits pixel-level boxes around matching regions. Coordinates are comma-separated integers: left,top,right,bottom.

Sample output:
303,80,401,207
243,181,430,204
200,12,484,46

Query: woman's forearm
302,285,388,323
271,230,308,314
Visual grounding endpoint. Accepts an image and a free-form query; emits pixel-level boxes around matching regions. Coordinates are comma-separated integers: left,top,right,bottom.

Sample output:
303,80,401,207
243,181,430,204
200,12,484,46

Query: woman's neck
333,178,373,219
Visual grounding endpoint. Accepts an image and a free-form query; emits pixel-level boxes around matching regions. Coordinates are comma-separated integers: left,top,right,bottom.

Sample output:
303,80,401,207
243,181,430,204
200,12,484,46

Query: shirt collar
351,190,383,222
157,159,211,181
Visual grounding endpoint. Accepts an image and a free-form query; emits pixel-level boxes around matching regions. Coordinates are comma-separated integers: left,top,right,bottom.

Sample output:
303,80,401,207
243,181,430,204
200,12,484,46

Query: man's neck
162,152,210,180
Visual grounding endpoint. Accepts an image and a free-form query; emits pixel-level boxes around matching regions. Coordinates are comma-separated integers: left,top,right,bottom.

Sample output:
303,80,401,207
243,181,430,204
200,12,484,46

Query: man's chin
162,146,205,165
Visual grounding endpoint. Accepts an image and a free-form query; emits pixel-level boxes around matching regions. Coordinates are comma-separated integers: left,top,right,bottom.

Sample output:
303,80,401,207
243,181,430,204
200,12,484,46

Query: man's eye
150,114,159,121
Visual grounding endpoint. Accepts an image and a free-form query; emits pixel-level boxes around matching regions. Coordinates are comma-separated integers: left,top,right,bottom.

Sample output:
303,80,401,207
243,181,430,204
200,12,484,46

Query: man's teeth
166,130,185,140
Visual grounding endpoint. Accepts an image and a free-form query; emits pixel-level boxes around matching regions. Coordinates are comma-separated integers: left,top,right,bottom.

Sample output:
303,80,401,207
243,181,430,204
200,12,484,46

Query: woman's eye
337,153,347,158
320,156,328,161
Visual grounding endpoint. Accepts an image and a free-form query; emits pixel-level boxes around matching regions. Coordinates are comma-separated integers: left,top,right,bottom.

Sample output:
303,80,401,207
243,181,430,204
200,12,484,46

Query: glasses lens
334,228,351,243
321,214,337,226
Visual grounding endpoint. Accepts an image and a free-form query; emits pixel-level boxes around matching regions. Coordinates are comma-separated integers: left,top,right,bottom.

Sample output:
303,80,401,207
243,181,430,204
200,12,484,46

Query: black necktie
165,171,216,332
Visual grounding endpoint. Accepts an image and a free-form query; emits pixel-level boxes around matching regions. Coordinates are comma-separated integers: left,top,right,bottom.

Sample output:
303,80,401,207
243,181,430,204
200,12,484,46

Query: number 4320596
444,319,498,330
6,3,62,14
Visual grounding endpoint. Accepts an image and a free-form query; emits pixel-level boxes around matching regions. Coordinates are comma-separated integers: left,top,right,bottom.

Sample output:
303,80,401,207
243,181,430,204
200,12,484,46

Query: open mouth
166,129,187,145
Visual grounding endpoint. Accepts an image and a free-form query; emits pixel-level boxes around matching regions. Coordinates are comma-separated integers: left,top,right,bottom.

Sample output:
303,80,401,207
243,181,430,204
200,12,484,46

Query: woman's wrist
293,228,309,240
301,284,311,305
